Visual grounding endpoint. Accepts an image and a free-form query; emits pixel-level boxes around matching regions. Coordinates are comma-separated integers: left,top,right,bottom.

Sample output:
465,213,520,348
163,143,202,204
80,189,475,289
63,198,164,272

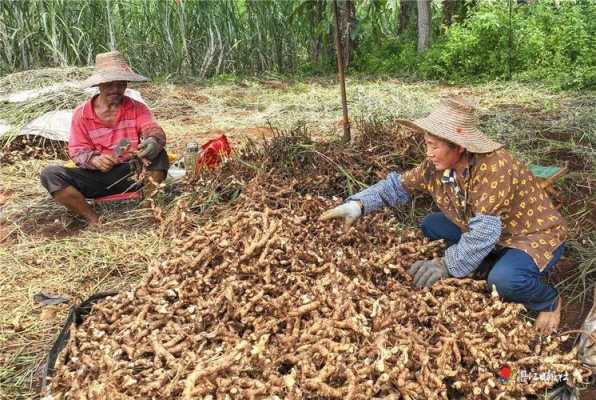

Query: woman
320,98,567,334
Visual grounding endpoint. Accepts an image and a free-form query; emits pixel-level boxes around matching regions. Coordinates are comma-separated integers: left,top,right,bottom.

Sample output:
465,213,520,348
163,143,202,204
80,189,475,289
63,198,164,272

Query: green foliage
0,0,321,78
353,0,595,90
0,0,593,89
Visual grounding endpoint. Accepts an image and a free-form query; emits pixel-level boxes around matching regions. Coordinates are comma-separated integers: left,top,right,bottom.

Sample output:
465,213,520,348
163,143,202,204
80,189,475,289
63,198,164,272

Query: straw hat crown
398,97,502,154
81,50,148,88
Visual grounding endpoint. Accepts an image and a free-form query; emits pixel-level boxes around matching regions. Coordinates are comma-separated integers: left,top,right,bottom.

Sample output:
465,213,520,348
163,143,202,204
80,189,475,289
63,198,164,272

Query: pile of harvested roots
47,176,589,399
0,135,68,164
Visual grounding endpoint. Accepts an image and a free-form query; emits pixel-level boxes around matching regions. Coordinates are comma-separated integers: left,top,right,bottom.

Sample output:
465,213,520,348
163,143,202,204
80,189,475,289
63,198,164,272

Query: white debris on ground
0,119,11,136
20,110,74,141
0,82,80,103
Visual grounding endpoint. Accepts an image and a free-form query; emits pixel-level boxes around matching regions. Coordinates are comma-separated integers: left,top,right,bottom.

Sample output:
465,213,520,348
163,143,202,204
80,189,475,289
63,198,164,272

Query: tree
291,0,328,67
337,0,357,67
442,0,475,26
417,0,431,53
442,0,458,26
398,0,413,34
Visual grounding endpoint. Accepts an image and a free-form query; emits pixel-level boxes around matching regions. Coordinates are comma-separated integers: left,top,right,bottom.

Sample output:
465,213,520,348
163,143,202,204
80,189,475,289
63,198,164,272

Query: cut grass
0,73,594,399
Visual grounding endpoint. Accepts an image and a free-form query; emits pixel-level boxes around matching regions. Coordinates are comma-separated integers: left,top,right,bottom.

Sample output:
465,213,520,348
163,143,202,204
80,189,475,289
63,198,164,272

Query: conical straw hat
81,51,148,88
397,97,502,154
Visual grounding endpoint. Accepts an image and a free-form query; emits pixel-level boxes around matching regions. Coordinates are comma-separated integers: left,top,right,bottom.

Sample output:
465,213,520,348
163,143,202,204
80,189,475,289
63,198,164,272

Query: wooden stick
332,0,351,143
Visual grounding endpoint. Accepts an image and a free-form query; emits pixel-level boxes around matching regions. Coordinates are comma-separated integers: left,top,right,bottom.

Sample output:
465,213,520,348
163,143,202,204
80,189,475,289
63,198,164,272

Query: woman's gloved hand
408,257,450,288
319,201,362,228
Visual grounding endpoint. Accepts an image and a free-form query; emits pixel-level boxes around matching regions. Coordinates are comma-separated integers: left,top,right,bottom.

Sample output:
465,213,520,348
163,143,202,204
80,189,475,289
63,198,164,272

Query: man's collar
82,94,132,120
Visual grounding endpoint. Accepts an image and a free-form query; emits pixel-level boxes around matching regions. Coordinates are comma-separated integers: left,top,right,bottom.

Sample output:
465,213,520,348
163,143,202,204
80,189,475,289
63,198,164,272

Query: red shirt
69,95,166,169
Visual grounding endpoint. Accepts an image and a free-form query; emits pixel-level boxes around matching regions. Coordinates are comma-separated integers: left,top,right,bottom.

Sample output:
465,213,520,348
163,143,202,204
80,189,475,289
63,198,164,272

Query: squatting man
320,98,567,335
40,51,169,225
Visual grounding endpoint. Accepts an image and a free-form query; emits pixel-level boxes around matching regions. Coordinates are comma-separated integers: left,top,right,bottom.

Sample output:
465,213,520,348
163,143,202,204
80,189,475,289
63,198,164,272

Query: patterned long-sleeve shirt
69,95,166,169
349,148,567,275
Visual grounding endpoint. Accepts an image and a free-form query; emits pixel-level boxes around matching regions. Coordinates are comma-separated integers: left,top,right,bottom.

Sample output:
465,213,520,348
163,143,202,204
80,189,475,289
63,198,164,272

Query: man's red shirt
69,95,166,169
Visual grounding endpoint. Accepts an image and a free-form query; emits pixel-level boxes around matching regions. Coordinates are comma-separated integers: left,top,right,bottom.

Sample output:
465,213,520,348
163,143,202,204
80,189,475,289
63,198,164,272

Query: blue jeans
420,212,564,312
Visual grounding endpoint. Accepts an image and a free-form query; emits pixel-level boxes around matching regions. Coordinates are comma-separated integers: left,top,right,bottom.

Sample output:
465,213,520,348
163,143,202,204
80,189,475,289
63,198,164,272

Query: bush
353,0,595,90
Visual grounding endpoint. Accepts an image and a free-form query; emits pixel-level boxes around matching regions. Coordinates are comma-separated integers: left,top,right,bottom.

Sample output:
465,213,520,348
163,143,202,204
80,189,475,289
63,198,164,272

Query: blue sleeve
347,172,410,215
444,214,502,277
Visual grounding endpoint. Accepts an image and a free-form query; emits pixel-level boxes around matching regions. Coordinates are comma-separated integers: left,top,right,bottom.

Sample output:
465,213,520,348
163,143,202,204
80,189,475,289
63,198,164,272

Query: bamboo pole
332,0,351,143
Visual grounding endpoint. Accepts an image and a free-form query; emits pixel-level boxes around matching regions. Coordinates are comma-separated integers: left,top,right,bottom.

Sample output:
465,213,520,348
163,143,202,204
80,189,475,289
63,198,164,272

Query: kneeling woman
320,98,567,334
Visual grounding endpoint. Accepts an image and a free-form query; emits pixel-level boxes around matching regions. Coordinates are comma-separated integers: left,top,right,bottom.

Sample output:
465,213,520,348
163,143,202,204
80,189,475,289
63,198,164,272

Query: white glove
319,201,362,228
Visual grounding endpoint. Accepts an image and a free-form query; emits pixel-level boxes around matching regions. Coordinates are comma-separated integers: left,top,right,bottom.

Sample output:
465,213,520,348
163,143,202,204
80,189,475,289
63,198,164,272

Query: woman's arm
347,172,410,214
444,214,502,277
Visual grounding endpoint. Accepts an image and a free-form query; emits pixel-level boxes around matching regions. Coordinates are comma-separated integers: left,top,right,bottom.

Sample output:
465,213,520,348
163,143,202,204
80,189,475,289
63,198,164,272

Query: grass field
0,71,594,399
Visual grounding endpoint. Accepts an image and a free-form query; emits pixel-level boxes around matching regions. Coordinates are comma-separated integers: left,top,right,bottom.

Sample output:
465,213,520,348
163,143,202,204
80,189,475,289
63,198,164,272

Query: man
40,51,168,225
320,98,567,335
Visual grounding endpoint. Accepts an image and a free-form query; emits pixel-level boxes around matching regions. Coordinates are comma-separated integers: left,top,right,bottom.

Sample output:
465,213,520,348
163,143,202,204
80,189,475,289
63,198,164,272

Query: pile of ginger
47,181,589,400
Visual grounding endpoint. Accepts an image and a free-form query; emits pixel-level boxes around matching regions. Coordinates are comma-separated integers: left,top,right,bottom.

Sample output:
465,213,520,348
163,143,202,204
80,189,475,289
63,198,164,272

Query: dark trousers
420,212,563,312
40,150,169,199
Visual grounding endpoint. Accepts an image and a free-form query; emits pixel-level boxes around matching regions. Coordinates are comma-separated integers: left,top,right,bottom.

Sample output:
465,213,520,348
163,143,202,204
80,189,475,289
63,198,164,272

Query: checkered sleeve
347,172,411,215
444,213,502,277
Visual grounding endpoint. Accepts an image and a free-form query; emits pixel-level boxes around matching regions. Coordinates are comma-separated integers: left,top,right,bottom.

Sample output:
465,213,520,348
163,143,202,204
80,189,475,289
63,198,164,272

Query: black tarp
41,291,117,392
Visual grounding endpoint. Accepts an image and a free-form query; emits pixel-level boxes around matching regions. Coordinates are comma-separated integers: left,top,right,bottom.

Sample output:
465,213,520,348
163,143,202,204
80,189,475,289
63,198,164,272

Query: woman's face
424,133,464,171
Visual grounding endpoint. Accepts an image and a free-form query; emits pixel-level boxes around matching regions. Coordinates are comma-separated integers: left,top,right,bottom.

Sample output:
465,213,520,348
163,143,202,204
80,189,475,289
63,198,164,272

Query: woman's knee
487,268,513,298
486,260,534,298
487,262,534,300
420,212,461,244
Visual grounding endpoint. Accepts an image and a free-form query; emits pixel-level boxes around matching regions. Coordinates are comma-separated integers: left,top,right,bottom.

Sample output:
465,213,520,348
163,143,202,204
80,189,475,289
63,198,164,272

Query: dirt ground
0,77,594,399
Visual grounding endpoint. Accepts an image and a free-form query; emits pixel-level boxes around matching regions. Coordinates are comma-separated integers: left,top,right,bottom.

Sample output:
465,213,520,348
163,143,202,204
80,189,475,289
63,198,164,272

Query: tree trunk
442,0,458,26
310,0,325,65
338,0,356,67
417,0,431,53
398,0,412,34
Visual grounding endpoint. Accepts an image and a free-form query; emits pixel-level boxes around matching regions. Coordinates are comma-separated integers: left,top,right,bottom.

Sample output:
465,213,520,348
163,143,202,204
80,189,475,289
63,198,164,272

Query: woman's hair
425,133,461,149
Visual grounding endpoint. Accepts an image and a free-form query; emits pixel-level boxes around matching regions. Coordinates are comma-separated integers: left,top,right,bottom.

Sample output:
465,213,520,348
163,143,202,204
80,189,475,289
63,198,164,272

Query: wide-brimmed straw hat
397,97,502,154
80,50,148,88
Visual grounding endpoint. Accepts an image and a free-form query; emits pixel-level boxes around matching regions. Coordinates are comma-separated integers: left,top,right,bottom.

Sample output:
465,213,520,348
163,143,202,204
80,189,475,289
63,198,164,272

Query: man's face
98,81,127,105
424,133,464,171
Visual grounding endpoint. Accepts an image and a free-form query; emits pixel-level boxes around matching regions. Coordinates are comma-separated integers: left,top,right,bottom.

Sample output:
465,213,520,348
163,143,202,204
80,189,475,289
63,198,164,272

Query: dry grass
0,70,594,399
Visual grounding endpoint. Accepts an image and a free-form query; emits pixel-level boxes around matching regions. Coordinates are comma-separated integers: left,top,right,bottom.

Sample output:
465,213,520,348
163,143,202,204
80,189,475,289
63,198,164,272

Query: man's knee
148,149,169,172
40,165,69,194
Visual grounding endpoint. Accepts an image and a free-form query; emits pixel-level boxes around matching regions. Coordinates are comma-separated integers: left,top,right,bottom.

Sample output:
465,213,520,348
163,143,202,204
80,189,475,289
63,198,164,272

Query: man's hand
91,154,117,173
137,138,160,160
319,201,362,228
408,258,449,288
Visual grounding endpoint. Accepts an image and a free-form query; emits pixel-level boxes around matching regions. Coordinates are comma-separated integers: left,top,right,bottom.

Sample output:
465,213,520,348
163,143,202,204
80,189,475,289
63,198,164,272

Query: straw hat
80,50,148,88
397,97,502,154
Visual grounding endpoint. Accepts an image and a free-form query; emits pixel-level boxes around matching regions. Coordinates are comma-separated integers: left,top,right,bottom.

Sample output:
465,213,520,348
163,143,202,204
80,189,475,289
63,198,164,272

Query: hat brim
80,70,148,89
395,118,502,154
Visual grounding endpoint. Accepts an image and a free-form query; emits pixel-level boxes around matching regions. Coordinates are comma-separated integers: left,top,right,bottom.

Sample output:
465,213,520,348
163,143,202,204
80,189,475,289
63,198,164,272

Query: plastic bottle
184,142,200,179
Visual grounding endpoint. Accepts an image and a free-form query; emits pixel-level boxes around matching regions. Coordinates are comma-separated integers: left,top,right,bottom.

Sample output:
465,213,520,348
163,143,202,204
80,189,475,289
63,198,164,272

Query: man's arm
137,103,166,153
69,109,100,169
